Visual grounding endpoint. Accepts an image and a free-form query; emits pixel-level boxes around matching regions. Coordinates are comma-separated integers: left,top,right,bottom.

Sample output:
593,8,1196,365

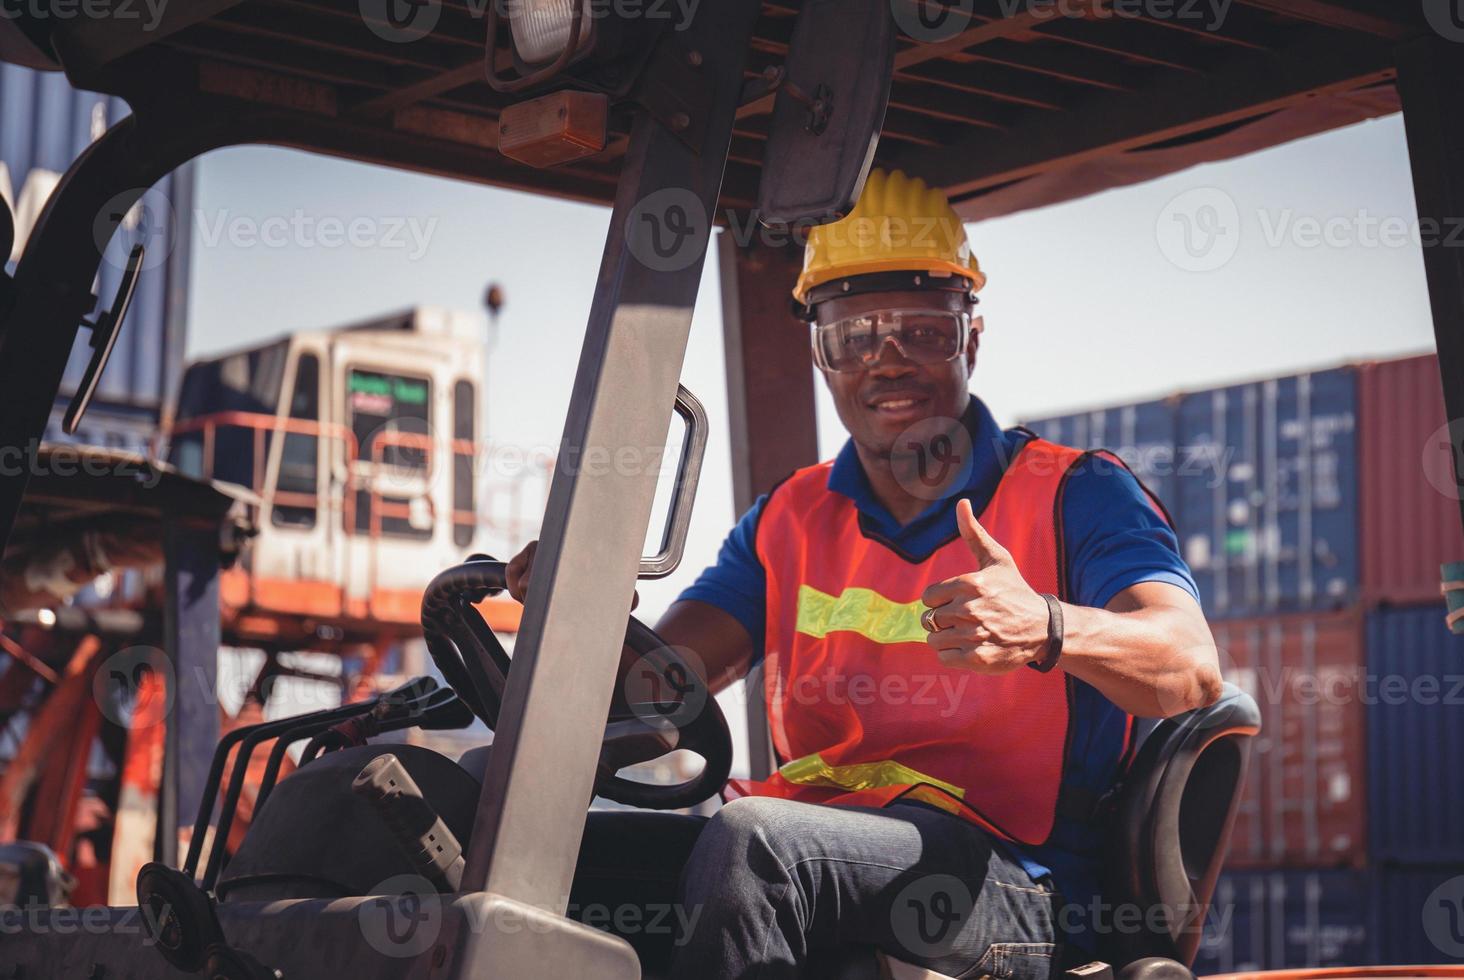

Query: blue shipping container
1175,369,1359,620
1195,871,1372,975
1366,604,1464,864
1,63,191,440
1021,398,1180,514
1371,867,1464,965
1195,872,1269,975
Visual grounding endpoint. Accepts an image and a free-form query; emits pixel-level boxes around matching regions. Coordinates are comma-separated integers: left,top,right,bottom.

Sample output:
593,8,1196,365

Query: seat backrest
1100,682,1261,968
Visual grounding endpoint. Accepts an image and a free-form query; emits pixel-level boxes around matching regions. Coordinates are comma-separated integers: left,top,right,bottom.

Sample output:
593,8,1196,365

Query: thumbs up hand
919,499,1051,673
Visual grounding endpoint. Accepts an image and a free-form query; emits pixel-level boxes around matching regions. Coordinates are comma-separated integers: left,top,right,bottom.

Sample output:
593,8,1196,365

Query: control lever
194,677,440,888
62,243,144,434
299,686,467,764
353,754,465,892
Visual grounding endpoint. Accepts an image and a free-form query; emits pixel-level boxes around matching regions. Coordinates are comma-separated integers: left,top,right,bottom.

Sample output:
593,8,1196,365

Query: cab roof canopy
0,0,1423,221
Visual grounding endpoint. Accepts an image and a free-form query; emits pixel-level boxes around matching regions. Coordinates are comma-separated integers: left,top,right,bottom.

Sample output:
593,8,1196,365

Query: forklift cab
0,0,1458,977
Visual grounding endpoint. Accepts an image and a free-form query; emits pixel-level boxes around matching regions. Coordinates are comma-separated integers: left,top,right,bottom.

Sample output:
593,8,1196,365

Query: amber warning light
498,91,608,169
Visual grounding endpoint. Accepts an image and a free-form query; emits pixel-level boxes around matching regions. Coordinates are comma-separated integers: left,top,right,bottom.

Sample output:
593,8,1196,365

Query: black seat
217,744,483,903
1099,681,1261,970
828,681,1261,980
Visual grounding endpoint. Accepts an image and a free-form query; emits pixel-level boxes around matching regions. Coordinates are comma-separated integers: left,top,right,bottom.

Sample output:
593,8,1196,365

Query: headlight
508,0,593,65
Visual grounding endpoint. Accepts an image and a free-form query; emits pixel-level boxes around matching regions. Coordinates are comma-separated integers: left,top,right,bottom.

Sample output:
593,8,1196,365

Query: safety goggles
811,309,974,374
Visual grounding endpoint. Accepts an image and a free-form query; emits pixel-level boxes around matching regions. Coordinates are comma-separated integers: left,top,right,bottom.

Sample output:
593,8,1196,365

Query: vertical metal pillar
461,0,764,913
1398,39,1464,535
159,521,220,866
716,233,820,779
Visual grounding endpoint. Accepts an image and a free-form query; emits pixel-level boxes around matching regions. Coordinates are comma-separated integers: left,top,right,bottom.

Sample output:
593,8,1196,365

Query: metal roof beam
738,0,1112,120
347,62,486,117
890,32,1394,201
1033,16,1212,73
955,40,1135,91
51,0,248,76
892,1,1106,71
898,58,1070,111
1230,0,1413,39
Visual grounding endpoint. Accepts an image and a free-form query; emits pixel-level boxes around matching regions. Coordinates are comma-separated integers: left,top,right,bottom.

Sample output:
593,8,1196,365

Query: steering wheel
420,558,732,810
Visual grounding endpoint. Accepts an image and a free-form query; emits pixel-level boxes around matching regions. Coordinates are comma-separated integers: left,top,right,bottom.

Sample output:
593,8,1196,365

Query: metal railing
160,412,552,587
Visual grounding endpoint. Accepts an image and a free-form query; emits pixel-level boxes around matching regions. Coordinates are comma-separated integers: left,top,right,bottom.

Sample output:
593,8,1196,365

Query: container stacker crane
164,305,535,650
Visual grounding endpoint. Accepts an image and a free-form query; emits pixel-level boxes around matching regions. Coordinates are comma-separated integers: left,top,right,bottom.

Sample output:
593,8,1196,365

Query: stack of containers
1023,352,1464,972
1022,397,1181,513
1357,355,1464,969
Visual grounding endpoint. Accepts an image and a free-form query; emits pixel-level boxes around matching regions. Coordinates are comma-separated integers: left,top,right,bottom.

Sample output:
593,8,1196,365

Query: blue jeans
668,797,1064,980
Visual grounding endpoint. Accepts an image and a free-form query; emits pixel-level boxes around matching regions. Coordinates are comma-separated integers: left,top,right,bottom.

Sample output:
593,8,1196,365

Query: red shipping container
1211,612,1366,869
1358,353,1464,605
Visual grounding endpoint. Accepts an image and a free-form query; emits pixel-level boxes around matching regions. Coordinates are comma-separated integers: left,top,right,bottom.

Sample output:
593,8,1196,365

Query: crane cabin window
348,367,434,539
453,379,476,548
272,353,321,529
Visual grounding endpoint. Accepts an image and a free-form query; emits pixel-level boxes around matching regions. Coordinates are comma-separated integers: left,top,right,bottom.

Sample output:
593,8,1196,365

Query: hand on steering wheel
421,558,732,810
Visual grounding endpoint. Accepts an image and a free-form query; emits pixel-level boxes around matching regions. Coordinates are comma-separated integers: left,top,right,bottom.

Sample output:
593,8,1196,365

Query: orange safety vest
726,437,1134,846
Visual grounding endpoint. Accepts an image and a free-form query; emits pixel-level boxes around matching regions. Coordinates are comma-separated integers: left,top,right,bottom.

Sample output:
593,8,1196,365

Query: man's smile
865,387,935,422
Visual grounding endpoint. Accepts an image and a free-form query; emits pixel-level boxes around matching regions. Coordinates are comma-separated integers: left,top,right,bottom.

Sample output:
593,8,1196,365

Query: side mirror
62,243,144,434
756,0,895,228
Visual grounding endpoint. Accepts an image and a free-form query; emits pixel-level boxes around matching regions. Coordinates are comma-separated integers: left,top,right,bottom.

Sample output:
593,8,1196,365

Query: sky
186,113,1439,768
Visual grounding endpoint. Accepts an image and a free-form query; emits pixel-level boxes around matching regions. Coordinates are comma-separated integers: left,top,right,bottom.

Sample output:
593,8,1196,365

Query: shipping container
1,63,191,440
1175,369,1360,620
1213,612,1367,868
1196,871,1269,976
1021,398,1180,514
1366,604,1464,864
1370,866,1464,965
1269,870,1373,968
1195,871,1372,976
1358,354,1464,605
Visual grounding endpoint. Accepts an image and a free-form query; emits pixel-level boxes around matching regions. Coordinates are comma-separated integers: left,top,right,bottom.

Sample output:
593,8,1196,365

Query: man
508,169,1221,978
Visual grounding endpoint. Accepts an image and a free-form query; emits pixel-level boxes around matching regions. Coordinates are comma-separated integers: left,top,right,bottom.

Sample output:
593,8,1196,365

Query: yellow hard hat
793,168,986,307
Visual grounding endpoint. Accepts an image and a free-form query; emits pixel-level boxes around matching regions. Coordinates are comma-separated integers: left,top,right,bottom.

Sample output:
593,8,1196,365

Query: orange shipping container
1211,612,1366,869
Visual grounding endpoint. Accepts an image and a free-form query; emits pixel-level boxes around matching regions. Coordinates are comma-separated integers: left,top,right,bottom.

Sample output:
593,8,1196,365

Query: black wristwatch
1027,593,1064,673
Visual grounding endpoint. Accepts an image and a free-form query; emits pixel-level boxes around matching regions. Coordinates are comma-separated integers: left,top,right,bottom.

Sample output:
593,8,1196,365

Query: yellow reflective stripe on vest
778,752,966,800
794,584,927,645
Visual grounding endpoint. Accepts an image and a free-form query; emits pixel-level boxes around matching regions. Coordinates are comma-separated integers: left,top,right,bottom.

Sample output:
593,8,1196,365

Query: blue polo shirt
679,395,1199,949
